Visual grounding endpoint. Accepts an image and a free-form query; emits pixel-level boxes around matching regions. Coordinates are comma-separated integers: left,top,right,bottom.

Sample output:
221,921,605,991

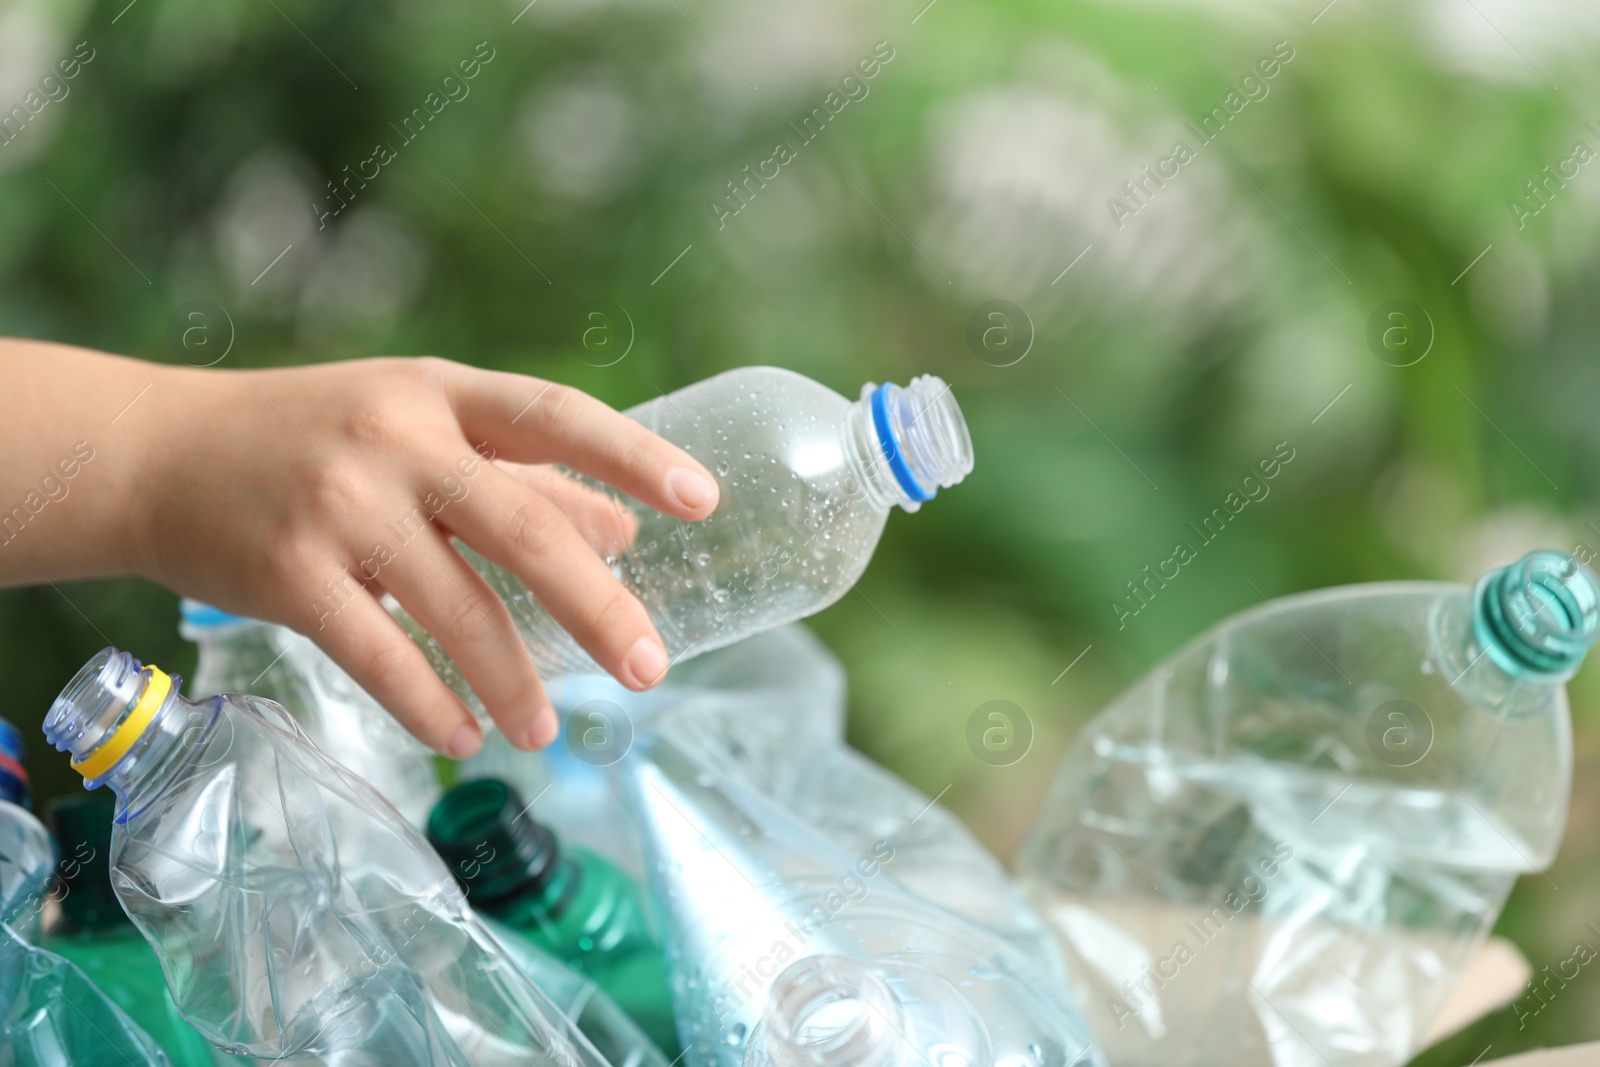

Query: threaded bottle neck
849,376,974,514
426,778,562,908
43,648,203,804
1473,550,1600,682
763,956,904,1067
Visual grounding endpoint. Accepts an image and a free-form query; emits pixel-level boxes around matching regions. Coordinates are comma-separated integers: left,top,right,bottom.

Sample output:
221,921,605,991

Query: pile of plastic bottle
4,368,1598,1067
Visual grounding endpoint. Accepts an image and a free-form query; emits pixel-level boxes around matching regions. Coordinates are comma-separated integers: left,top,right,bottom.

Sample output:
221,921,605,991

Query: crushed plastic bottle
0,921,178,1067
42,791,221,1067
396,367,973,711
1016,549,1600,1067
0,720,176,1067
482,913,672,1067
460,624,848,880
428,778,680,1055
180,598,441,826
620,704,1105,1067
41,646,630,1067
0,719,53,939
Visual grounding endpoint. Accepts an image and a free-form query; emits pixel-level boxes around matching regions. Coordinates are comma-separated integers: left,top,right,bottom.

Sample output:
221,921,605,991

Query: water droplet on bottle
697,553,711,566
712,588,731,603
717,459,731,476
726,1023,747,1046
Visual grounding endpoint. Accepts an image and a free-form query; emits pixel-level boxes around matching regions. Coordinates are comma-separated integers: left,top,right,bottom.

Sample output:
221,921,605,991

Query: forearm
0,340,189,585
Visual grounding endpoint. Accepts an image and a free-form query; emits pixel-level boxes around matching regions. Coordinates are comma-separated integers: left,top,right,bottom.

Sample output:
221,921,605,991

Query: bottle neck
1471,550,1600,684
844,377,974,514
426,778,565,910
761,956,905,1067
42,648,215,814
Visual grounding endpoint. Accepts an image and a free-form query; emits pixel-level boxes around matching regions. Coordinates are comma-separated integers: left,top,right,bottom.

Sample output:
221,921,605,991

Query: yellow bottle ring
70,665,172,781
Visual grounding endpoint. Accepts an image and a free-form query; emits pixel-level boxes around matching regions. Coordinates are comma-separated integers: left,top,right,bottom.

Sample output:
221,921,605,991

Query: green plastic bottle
427,778,680,1056
41,791,220,1067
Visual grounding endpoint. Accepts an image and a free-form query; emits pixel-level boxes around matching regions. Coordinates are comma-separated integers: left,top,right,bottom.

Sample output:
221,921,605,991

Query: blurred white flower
1233,299,1390,466
518,70,641,203
711,0,868,98
297,208,426,341
503,0,668,27
1421,0,1600,86
0,0,72,172
212,151,322,311
917,70,1265,332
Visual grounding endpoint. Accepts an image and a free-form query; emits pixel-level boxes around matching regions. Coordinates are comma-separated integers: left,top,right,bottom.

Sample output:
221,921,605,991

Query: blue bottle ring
179,599,250,630
871,383,933,504
0,716,29,808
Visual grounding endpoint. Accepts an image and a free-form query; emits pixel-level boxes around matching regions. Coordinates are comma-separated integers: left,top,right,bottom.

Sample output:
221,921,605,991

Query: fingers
304,589,487,759
494,460,640,557
442,462,671,692
376,525,560,751
438,366,720,522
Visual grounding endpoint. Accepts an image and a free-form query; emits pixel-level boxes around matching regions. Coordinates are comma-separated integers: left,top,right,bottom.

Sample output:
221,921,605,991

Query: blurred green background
3,0,1600,1059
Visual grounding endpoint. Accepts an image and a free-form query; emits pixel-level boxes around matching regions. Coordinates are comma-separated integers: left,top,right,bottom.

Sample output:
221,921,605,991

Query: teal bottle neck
1472,550,1600,683
427,778,574,912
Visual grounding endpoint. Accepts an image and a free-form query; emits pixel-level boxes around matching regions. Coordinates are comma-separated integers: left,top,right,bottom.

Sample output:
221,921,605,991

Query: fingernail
446,724,482,760
623,636,669,689
667,466,718,512
525,707,559,750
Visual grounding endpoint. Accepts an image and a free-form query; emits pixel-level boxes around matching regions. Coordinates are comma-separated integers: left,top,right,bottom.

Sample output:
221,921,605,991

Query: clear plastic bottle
0,718,53,939
460,623,849,880
41,646,627,1067
397,367,973,705
428,778,680,1056
1,920,178,1067
42,791,222,1067
637,683,1066,982
1016,549,1600,1067
621,709,1105,1067
0,723,176,1067
482,914,672,1067
180,598,442,827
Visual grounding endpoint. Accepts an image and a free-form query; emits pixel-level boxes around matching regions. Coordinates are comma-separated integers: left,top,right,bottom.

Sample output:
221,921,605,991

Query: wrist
117,360,232,584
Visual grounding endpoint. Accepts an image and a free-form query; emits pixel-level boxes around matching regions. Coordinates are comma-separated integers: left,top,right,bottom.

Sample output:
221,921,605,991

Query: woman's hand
119,355,719,758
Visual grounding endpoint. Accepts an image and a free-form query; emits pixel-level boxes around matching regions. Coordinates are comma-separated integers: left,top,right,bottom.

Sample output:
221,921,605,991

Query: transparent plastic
397,367,972,713
43,791,226,1067
483,914,673,1067
1016,550,1600,1067
41,646,626,1067
461,624,848,879
642,679,1065,983
0,784,176,1066
621,706,1105,1067
428,778,680,1055
0,921,177,1067
181,600,442,827
0,799,54,937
